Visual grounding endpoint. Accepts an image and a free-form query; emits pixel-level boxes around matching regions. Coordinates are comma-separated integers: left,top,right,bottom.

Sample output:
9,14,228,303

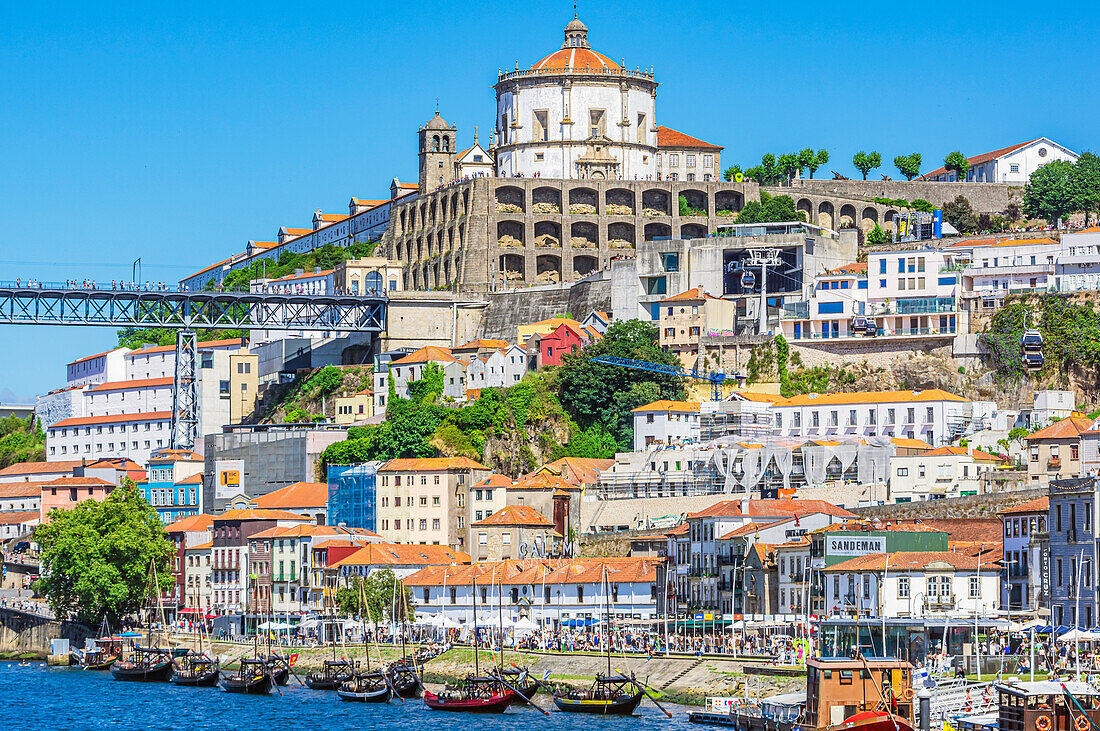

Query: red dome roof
532,47,620,73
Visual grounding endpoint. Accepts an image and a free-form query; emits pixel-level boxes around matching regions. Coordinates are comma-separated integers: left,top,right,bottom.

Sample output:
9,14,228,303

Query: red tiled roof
889,518,1002,543
148,449,203,463
783,389,968,406
214,509,310,522
534,457,614,486
631,399,700,413
0,511,39,525
658,287,720,303
378,457,488,472
923,446,1004,461
473,474,514,489
128,338,243,356
42,476,114,486
824,551,1000,572
0,460,83,477
165,514,215,533
88,377,174,393
920,140,1042,179
49,411,172,429
473,505,554,527
1001,496,1049,515
402,557,662,587
656,126,723,151
1026,416,1094,441
390,346,458,365
67,349,118,366
331,542,469,568
253,482,327,510
825,262,868,276
0,482,45,498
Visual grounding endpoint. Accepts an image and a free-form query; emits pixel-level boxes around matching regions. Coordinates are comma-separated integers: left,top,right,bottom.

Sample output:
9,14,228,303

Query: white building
631,400,700,451
888,446,1003,502
920,138,1078,184
403,558,662,626
1057,228,1100,292
864,249,960,339
823,551,1001,619
1031,390,1077,428
464,345,527,392
46,411,173,464
44,338,257,464
64,347,129,388
771,389,993,447
373,346,469,415
493,17,659,181
954,237,1060,311
773,537,812,620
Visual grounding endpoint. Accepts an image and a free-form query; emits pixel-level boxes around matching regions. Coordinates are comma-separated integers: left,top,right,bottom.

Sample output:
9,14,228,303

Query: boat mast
604,565,611,678
496,566,505,673
472,570,480,676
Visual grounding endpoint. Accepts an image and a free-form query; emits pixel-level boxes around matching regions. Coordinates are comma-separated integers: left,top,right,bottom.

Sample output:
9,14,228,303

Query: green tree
116,326,245,350
34,482,173,625
1024,159,1079,225
852,151,882,180
735,191,805,225
744,154,782,185
943,195,979,233
561,424,619,459
1072,152,1100,224
798,148,829,179
893,153,922,181
866,223,889,245
556,319,685,450
335,569,414,622
777,153,801,183
723,164,743,182
407,362,445,402
0,415,45,469
943,151,970,181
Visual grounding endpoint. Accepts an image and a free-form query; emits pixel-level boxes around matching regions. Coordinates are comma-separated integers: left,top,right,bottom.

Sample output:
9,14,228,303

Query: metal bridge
0,283,387,450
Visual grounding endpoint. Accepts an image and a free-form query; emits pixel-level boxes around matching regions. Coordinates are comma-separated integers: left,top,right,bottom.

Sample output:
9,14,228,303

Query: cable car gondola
740,269,756,290
1020,328,1044,371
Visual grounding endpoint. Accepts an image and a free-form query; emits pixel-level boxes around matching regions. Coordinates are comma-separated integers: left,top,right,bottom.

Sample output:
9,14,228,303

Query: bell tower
418,110,457,193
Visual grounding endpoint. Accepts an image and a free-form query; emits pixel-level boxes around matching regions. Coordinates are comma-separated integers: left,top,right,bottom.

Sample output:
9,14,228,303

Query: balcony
782,301,810,320
890,297,956,315
926,594,956,608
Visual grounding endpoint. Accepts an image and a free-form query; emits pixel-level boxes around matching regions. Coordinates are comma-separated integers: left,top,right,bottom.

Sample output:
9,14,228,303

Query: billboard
215,460,245,500
827,535,885,557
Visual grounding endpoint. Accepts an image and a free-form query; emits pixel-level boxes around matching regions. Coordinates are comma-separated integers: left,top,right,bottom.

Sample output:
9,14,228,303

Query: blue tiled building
139,449,205,524
326,462,380,530
1047,476,1098,628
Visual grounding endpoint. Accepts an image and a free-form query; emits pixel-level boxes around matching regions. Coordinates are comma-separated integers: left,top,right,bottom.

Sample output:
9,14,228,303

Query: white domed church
493,16,659,180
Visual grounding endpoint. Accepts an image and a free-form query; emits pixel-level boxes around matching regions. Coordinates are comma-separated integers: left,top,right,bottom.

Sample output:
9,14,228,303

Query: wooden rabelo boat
305,658,355,690
424,676,514,713
996,680,1100,731
170,652,220,687
553,568,668,718
553,672,646,715
422,571,513,712
220,658,274,695
490,666,540,703
262,654,291,686
81,649,119,671
799,657,914,731
110,646,175,682
338,670,393,703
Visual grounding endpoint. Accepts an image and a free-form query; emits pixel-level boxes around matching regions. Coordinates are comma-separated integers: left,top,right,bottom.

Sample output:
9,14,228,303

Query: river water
2,662,699,731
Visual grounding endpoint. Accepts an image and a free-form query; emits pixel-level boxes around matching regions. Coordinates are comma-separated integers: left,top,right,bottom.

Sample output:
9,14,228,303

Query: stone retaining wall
777,179,1021,213
850,488,1045,520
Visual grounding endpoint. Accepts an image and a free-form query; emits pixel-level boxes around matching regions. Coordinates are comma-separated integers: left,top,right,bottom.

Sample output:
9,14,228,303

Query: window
432,518,440,530
589,109,605,137
969,576,980,598
926,407,934,422
1010,164,1020,173
661,252,679,272
898,577,910,599
879,259,887,274
478,532,487,545
897,467,909,477
533,110,548,142
686,154,696,167
636,113,646,143
669,153,679,166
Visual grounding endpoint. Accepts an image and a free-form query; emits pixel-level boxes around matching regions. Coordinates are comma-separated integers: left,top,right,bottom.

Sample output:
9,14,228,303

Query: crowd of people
9,278,186,292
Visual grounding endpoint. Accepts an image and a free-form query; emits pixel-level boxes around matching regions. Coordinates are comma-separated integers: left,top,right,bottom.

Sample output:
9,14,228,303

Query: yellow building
334,390,374,424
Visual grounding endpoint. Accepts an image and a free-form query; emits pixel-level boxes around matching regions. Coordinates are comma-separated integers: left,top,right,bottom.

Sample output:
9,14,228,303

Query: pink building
39,476,115,521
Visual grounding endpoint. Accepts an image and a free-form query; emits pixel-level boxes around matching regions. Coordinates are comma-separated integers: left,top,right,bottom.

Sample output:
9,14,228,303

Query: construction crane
588,355,745,401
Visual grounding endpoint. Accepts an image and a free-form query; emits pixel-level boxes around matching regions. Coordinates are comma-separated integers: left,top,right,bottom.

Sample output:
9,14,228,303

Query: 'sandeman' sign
827,535,886,556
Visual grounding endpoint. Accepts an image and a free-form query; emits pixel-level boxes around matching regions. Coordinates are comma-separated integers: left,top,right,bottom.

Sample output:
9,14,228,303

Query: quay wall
0,607,93,658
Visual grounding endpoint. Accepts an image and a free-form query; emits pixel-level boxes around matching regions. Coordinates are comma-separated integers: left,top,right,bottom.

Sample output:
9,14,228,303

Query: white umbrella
1059,629,1100,642
439,616,461,629
513,617,539,632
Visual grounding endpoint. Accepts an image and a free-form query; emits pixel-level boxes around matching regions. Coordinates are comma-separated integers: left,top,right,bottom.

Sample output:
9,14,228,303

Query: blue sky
0,0,1096,401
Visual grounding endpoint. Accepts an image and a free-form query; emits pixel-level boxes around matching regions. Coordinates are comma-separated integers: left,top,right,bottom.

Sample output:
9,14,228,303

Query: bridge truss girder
0,288,386,332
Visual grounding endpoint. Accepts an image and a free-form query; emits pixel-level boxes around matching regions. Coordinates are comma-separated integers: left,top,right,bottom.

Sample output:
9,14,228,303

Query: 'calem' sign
827,535,886,556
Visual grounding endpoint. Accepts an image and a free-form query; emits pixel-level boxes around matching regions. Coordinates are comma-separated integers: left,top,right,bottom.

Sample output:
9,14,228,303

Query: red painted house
531,322,602,367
